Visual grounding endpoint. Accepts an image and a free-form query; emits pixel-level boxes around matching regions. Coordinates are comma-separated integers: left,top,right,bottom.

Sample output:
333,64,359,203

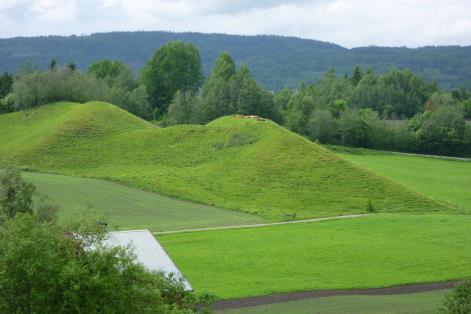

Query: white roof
104,229,192,290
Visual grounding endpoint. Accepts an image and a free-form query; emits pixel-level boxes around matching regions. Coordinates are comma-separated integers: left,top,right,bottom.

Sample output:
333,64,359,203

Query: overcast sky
1,0,470,48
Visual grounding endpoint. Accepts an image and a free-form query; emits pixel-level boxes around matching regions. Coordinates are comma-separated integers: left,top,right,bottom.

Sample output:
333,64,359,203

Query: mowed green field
24,172,264,231
0,102,449,220
338,150,471,210
219,289,449,314
159,214,471,299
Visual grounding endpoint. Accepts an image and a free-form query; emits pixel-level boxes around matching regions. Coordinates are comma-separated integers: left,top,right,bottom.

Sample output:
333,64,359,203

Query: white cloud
28,0,76,21
0,0,470,47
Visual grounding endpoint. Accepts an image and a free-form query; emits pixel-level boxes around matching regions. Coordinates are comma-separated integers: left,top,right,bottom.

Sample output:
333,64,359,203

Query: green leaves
0,164,35,221
0,213,205,313
197,52,281,123
440,280,471,313
141,41,204,112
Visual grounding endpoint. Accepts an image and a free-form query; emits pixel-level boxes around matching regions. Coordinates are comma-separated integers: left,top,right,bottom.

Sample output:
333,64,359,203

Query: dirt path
213,280,461,311
154,214,371,235
390,151,471,161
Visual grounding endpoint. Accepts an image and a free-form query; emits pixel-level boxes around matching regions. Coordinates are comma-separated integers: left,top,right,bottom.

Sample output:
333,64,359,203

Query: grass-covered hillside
0,101,449,220
24,172,265,232
336,148,471,210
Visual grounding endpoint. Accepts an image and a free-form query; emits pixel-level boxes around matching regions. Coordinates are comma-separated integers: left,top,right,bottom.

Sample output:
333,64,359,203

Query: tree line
281,67,471,156
0,40,470,156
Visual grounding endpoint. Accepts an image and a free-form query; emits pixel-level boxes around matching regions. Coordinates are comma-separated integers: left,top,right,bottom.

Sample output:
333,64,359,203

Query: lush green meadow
0,102,450,220
159,214,471,299
24,172,264,232
337,148,471,210
219,289,449,314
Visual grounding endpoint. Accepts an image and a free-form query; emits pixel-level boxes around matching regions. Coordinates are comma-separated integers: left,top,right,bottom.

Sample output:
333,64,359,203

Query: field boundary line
213,280,462,310
154,214,372,235
389,151,471,161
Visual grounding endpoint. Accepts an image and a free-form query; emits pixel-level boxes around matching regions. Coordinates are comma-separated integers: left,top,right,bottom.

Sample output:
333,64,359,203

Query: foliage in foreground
440,280,471,313
0,165,213,313
0,214,212,313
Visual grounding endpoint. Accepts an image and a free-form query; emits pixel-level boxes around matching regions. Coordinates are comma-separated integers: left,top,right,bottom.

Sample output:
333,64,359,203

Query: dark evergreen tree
351,65,363,86
67,62,76,72
49,58,57,71
0,72,13,98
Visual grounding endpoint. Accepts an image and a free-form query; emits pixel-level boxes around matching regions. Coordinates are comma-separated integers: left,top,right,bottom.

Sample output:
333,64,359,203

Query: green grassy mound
0,101,449,219
159,214,471,299
25,172,265,232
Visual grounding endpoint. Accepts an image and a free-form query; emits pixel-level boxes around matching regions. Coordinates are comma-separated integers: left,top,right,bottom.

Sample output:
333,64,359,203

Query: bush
0,213,212,313
0,164,35,221
440,280,471,313
0,94,15,113
366,200,377,213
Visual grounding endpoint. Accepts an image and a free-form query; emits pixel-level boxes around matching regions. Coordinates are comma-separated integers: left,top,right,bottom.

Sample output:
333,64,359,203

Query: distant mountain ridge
1,31,470,90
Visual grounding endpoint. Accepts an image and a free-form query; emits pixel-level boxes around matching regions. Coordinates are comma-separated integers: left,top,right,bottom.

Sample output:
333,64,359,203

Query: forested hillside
1,31,471,90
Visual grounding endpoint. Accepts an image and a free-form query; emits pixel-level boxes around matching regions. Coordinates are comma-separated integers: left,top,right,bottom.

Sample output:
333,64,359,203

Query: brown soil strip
213,280,461,310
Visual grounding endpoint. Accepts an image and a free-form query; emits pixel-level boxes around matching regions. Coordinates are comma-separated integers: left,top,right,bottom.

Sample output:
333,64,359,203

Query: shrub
0,213,213,313
366,200,377,213
440,280,471,313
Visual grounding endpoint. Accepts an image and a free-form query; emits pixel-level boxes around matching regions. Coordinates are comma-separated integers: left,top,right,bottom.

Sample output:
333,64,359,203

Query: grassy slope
218,290,449,314
336,148,471,210
159,214,471,299
0,101,449,220
24,172,264,232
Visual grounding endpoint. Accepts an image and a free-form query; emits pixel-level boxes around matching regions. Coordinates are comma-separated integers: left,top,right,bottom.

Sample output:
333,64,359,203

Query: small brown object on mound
235,114,265,121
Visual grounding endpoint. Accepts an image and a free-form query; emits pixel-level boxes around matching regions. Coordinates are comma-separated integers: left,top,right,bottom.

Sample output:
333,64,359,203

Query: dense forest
1,40,470,157
1,31,471,90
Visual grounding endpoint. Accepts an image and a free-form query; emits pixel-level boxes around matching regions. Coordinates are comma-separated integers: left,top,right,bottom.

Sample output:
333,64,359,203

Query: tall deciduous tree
197,52,280,123
198,52,237,122
167,90,197,125
88,59,135,90
141,41,203,113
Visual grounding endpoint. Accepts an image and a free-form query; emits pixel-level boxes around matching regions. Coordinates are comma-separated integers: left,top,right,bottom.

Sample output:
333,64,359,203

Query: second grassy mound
0,101,450,219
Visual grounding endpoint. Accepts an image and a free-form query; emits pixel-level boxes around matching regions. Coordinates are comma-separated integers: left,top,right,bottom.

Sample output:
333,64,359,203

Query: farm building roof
104,229,192,290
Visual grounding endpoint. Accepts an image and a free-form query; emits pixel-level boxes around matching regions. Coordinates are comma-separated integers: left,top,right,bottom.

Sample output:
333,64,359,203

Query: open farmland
159,213,471,299
336,147,471,210
24,172,264,232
